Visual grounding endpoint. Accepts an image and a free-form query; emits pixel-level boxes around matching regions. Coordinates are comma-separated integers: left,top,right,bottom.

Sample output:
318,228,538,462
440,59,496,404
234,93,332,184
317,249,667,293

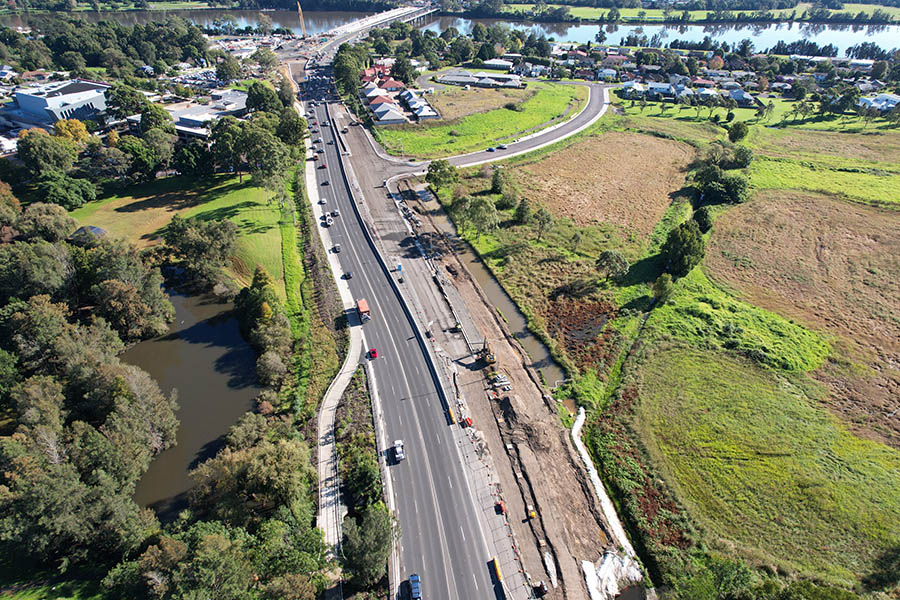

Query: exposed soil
429,86,534,121
516,131,695,238
706,190,900,448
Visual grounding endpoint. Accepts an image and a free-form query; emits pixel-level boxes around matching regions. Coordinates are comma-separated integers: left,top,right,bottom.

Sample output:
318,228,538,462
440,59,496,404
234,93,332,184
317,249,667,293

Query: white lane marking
460,525,466,542
472,572,479,591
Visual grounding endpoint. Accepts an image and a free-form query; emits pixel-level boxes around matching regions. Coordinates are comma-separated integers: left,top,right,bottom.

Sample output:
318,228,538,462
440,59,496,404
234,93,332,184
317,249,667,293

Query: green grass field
71,175,285,295
621,95,899,133
504,2,900,21
748,157,900,205
646,267,830,372
635,344,900,586
376,81,588,158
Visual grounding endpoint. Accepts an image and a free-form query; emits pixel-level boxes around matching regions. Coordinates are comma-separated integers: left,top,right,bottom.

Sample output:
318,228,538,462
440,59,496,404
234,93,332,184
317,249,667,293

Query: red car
368,348,378,359
319,162,327,169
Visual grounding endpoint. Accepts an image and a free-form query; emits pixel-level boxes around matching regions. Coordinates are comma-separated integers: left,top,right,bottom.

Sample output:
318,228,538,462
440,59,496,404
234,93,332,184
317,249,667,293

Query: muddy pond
128,291,259,520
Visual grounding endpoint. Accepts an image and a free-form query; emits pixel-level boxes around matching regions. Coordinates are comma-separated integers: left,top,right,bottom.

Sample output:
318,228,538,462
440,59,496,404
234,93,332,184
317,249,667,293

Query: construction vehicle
356,299,371,322
481,341,496,365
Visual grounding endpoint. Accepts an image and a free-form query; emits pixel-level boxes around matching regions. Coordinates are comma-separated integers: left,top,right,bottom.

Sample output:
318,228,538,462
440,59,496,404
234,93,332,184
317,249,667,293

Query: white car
393,440,405,461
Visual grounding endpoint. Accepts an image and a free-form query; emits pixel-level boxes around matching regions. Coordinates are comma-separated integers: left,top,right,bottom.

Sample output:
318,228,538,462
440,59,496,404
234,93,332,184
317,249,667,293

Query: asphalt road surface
307,100,503,600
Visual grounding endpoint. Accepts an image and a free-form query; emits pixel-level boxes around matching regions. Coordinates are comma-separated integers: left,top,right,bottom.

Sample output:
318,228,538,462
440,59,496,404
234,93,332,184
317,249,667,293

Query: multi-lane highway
306,97,501,599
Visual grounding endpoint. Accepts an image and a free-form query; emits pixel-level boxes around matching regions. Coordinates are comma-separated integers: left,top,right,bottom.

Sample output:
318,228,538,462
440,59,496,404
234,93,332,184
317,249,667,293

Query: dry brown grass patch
515,131,695,239
428,86,534,121
751,127,900,168
707,190,900,447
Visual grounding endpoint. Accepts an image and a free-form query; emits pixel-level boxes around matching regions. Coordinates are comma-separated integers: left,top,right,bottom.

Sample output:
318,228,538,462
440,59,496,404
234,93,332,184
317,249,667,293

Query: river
2,8,896,53
128,291,259,520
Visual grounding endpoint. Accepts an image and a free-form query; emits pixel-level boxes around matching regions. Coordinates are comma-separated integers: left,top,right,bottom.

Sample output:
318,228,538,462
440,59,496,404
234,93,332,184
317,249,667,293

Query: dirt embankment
707,190,900,447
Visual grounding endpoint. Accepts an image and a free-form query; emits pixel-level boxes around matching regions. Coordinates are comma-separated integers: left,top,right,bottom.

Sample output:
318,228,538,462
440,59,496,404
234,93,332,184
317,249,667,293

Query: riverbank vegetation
501,0,900,23
426,83,900,595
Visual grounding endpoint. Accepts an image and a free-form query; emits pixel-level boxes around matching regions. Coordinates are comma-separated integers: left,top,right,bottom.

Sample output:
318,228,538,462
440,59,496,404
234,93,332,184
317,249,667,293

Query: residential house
374,106,406,125
601,54,627,68
621,81,646,97
364,87,388,100
691,77,715,88
646,82,674,99
381,78,406,92
858,93,900,112
697,87,720,101
575,69,595,80
668,73,690,86
368,95,394,106
674,85,695,100
721,80,742,90
729,88,757,107
597,68,617,81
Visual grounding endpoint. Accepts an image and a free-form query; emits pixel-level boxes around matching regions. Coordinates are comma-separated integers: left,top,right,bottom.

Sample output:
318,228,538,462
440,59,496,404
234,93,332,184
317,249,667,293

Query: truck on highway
356,299,371,322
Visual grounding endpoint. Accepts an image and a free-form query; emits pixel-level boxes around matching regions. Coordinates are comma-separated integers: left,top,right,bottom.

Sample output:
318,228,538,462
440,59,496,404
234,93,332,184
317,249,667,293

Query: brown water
128,291,259,519
1,8,893,52
0,8,374,35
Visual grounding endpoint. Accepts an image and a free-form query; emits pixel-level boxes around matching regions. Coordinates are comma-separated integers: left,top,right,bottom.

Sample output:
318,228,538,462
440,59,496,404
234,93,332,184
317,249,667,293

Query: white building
0,79,110,129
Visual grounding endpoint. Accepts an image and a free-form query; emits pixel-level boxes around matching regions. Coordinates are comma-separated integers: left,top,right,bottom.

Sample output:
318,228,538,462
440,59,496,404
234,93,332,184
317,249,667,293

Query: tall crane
296,0,307,38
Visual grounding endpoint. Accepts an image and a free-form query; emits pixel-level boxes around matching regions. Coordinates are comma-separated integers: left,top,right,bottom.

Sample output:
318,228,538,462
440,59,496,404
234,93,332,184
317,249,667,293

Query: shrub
728,121,749,142
693,206,714,233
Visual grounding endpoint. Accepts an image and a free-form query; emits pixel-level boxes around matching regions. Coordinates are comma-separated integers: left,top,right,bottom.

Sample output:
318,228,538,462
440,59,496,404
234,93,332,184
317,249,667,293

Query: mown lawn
71,175,285,295
375,81,588,158
635,344,900,586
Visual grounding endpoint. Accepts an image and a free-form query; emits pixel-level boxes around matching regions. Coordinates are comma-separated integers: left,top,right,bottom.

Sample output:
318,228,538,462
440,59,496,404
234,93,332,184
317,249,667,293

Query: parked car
393,439,405,461
333,244,341,253
368,348,378,359
487,147,496,152
344,271,352,279
498,143,508,150
409,574,421,600
322,180,329,186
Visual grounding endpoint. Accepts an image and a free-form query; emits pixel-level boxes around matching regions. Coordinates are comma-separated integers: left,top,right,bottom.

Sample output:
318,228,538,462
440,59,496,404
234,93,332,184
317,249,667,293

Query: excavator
481,341,496,365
